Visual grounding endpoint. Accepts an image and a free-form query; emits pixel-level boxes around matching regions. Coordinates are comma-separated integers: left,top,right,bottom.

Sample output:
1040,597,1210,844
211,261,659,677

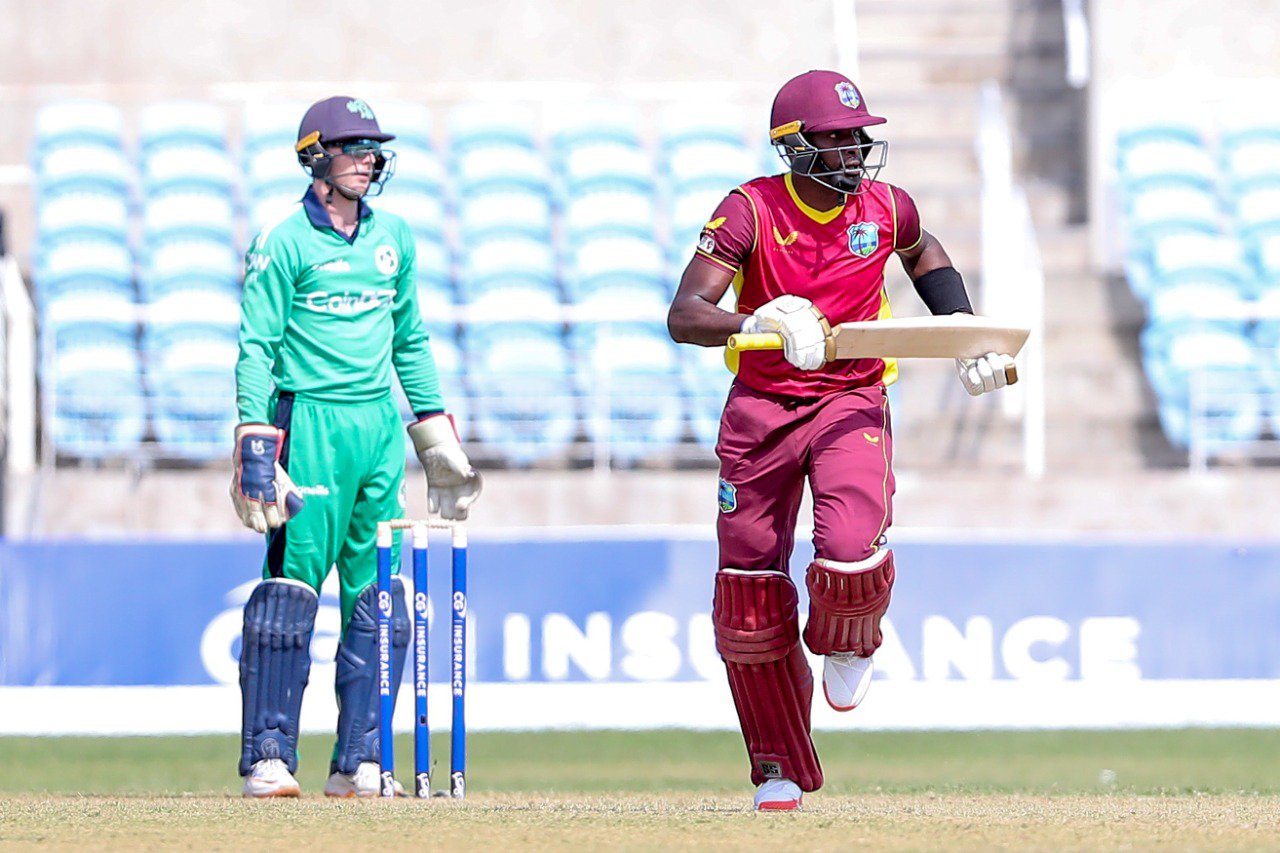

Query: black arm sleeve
913,266,974,316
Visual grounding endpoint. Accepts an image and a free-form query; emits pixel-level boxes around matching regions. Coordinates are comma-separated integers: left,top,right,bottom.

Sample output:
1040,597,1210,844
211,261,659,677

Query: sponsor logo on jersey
300,289,396,315
296,484,333,497
773,227,799,246
847,222,879,258
863,432,881,445
246,252,271,274
698,231,717,254
704,216,727,230
835,81,861,109
375,244,400,275
718,479,737,513
346,99,375,120
314,259,351,273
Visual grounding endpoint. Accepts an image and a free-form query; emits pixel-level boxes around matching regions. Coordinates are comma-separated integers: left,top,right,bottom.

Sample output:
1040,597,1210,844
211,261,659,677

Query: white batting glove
741,294,832,371
408,414,483,521
956,352,1017,396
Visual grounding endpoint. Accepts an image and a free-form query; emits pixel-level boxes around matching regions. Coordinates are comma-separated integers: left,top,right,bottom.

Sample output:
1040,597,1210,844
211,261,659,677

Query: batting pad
333,578,409,774
238,578,319,776
803,549,895,656
713,569,824,792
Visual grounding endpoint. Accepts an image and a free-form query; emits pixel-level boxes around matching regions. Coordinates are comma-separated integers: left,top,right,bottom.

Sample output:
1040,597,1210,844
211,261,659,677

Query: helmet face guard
296,132,397,199
770,121,887,195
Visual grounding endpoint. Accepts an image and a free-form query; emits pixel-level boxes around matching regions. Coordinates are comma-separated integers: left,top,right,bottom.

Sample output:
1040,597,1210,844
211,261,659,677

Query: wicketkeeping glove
408,414,483,521
230,424,306,534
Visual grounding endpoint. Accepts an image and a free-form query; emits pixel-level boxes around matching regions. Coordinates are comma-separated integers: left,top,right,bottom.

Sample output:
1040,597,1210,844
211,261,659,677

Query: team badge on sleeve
847,222,880,258
718,479,738,513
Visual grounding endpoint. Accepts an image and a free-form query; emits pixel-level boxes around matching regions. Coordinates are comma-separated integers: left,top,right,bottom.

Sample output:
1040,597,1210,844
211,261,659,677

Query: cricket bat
727,315,1030,382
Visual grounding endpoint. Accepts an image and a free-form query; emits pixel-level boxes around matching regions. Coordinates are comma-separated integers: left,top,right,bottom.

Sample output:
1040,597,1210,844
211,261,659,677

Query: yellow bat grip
726,332,785,352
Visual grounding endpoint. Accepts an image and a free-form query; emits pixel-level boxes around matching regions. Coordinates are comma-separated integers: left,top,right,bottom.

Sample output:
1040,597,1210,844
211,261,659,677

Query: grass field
3,729,1279,849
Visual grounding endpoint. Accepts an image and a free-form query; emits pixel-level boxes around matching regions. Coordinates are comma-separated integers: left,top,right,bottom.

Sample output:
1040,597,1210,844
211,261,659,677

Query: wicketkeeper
667,70,1016,810
231,96,481,798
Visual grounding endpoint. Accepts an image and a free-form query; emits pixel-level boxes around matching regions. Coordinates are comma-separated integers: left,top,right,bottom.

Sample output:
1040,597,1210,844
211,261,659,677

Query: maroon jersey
694,173,922,398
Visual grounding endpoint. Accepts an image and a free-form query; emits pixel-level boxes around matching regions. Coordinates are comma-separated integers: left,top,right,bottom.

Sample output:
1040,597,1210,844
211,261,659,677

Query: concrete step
860,50,1068,90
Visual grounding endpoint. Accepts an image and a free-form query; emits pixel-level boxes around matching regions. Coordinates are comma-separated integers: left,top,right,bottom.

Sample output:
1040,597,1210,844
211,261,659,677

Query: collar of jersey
784,172,844,224
301,186,373,239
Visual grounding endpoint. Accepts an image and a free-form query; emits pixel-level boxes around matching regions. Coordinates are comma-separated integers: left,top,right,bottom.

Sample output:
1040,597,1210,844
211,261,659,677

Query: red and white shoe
823,652,873,711
242,759,301,798
754,778,802,811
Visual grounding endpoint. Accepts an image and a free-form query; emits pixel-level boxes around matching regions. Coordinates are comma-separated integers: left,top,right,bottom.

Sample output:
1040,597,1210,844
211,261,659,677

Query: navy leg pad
333,577,409,775
238,578,318,776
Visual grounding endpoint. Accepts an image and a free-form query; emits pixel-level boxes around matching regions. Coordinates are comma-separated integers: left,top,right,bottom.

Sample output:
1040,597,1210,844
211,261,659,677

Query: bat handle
726,332,785,352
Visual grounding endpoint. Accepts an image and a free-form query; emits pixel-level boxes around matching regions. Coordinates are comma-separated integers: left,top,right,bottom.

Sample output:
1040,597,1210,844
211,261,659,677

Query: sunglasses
330,139,383,156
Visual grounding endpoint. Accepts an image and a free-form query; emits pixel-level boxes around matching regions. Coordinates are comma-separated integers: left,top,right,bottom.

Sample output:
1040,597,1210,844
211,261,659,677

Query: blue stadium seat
36,144,132,195
448,103,539,150
390,145,446,195
1124,181,1221,243
1250,232,1280,286
35,238,134,302
140,237,240,298
1142,328,1263,448
242,102,309,157
417,281,458,326
372,191,446,240
668,183,732,251
557,140,655,196
682,342,732,448
141,145,236,195
564,233,665,299
41,291,138,364
1232,178,1280,237
465,284,562,322
458,234,557,299
143,289,241,355
1148,232,1255,295
247,190,303,234
562,185,656,241
659,103,747,148
575,282,668,321
664,140,757,192
372,100,434,152
466,323,578,466
570,322,685,464
1115,126,1214,191
143,190,237,244
36,189,130,244
139,102,227,151
455,145,551,194
550,101,642,149
1147,283,1250,335
48,344,147,458
147,337,238,460
1223,126,1280,186
414,236,452,289
34,101,125,149
456,187,553,241
245,146,305,198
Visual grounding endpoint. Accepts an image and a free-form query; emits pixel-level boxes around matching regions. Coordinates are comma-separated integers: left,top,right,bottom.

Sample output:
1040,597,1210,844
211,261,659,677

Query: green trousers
263,392,405,630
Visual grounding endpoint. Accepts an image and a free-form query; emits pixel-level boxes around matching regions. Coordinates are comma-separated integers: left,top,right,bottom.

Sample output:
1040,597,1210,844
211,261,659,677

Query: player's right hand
230,424,306,534
741,294,832,371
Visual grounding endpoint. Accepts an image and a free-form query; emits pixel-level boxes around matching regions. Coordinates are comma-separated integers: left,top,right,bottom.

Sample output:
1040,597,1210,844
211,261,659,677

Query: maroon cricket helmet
769,70,886,140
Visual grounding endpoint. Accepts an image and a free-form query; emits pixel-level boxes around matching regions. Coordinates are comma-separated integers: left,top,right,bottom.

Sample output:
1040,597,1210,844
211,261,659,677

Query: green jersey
235,187,444,423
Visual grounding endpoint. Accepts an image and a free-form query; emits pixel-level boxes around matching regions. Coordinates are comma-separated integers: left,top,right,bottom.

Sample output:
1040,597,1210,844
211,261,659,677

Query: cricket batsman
231,96,481,798
667,70,1016,811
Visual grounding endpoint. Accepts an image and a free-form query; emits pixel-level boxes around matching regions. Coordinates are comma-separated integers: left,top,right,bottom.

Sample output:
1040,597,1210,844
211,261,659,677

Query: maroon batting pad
713,569,823,792
803,550,895,656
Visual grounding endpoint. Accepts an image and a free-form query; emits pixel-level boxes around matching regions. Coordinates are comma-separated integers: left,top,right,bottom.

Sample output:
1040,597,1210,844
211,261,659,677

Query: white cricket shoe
754,778,802,811
242,758,301,798
823,652,873,711
324,761,405,798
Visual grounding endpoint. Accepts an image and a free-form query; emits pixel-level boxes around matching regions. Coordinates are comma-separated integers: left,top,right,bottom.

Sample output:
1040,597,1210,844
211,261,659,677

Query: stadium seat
455,145,552,194
138,102,228,151
465,284,562,322
557,140,656,196
1115,127,1215,191
664,140,758,191
34,101,125,148
245,146,306,197
1142,329,1263,449
659,103,748,148
682,342,732,448
141,145,236,195
140,238,241,299
1232,179,1280,237
1147,283,1250,335
143,289,241,353
549,101,642,149
247,190,303,234
448,103,539,150
417,281,458,326
147,337,238,461
48,344,147,459
1223,126,1280,185
142,190,237,243
562,186,657,241
564,233,665,299
35,238,135,302
242,102,309,157
571,322,685,465
1124,181,1221,243
668,183,732,250
36,144,133,195
458,234,558,299
36,190,130,245
390,145,446,195
41,290,138,361
467,323,578,466
372,100,434,152
1149,233,1255,295
372,191,446,240
456,187,553,241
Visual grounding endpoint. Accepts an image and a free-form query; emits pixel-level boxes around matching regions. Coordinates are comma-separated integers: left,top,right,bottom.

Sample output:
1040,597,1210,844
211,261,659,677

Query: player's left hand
408,414,483,521
956,352,1018,396
742,294,833,371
